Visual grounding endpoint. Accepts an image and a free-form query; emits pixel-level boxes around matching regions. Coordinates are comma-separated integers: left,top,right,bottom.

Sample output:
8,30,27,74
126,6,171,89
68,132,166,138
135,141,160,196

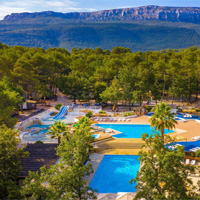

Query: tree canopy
132,133,200,199
0,44,200,108
150,102,177,140
21,117,96,200
0,125,28,199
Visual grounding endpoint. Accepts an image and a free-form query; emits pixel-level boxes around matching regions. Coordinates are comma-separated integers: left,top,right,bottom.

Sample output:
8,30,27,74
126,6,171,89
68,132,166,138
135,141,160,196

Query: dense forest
1,43,200,126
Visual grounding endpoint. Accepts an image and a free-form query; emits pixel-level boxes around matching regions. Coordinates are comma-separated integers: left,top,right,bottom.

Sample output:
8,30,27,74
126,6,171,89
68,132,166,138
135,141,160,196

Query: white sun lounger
122,118,125,122
191,160,196,165
99,119,103,122
180,118,187,122
189,147,199,152
110,118,113,122
127,119,131,122
195,120,200,124
191,136,200,140
185,159,190,164
103,118,106,122
113,118,116,122
118,119,122,122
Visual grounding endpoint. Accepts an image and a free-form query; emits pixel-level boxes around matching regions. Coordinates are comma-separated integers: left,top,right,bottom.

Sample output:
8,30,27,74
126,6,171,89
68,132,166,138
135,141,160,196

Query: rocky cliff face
3,5,200,23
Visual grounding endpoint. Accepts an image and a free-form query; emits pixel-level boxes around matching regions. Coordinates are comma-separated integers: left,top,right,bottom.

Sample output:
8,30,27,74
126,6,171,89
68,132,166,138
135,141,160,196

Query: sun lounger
103,119,106,122
113,119,116,122
190,147,200,152
195,120,200,124
99,119,102,122
192,136,200,140
127,119,131,122
122,118,125,122
185,159,190,164
118,119,122,122
191,160,196,165
110,118,113,122
180,118,187,122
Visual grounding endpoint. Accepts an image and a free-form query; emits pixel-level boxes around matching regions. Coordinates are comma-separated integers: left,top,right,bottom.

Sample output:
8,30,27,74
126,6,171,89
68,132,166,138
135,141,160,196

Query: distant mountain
1,5,200,51
3,5,200,23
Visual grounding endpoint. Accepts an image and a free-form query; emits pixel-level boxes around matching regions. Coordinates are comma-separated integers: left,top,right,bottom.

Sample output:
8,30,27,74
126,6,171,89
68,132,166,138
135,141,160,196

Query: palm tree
149,102,177,140
48,120,70,144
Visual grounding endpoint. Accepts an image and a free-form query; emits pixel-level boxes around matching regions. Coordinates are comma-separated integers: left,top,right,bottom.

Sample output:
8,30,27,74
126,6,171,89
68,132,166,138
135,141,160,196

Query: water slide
53,106,68,120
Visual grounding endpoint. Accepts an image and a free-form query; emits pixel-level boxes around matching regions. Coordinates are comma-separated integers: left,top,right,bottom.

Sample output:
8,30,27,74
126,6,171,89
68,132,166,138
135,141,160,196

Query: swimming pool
24,124,57,143
96,124,174,138
89,155,140,193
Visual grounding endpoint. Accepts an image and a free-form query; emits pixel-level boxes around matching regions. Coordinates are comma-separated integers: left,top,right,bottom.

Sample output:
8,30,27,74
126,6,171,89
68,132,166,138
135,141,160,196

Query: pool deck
96,115,200,141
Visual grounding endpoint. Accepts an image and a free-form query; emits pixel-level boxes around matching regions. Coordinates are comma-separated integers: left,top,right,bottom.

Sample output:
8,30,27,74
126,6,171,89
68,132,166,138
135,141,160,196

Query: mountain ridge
3,5,200,23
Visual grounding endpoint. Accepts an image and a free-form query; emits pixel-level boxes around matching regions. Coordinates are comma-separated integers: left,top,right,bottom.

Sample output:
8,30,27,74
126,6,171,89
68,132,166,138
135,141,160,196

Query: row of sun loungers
95,118,131,122
189,147,200,152
185,159,196,165
168,144,183,150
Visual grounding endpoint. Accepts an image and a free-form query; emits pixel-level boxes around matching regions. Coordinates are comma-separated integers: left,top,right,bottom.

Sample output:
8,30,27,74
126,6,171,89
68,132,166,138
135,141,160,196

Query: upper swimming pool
89,155,140,193
96,124,174,138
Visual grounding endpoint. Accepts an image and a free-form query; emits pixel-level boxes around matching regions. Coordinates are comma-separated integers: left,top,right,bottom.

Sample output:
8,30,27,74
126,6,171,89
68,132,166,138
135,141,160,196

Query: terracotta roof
19,144,58,178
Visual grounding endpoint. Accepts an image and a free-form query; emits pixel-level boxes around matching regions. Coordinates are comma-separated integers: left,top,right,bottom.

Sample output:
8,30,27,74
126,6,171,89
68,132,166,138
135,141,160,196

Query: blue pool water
96,124,174,138
89,155,140,193
167,140,200,151
43,116,66,122
26,124,51,129
24,124,57,143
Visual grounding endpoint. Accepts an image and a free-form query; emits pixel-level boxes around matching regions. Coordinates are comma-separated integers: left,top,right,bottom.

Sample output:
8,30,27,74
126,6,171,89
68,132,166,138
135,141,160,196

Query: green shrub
124,112,132,117
55,103,62,110
86,111,93,118
143,105,153,112
195,108,200,112
99,111,106,114
35,140,43,144
195,150,200,157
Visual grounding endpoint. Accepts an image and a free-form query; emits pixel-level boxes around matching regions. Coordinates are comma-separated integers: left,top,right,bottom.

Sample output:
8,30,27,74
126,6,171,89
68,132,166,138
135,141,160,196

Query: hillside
1,5,200,51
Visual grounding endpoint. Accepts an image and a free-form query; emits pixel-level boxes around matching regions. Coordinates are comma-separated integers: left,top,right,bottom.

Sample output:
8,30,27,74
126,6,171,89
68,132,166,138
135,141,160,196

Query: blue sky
0,0,200,20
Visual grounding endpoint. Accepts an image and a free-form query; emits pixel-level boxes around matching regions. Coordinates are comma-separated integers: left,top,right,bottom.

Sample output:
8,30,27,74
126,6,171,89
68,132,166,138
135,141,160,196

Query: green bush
55,103,62,110
143,105,153,112
124,112,132,117
35,140,43,144
99,111,106,114
86,111,93,118
195,150,200,157
195,108,200,112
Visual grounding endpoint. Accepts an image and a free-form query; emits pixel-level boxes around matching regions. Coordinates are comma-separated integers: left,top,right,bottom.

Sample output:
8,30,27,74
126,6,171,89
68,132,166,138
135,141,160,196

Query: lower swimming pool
96,124,174,138
89,155,140,193
23,124,57,143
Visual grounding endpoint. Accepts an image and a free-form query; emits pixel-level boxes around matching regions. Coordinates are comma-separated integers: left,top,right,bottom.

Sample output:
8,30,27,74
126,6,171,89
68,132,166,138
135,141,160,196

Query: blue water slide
53,106,65,120
53,106,68,120
58,106,68,119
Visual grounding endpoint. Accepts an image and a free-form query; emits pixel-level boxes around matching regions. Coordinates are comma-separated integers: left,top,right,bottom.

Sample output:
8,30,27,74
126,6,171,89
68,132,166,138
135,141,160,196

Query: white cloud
0,0,97,20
